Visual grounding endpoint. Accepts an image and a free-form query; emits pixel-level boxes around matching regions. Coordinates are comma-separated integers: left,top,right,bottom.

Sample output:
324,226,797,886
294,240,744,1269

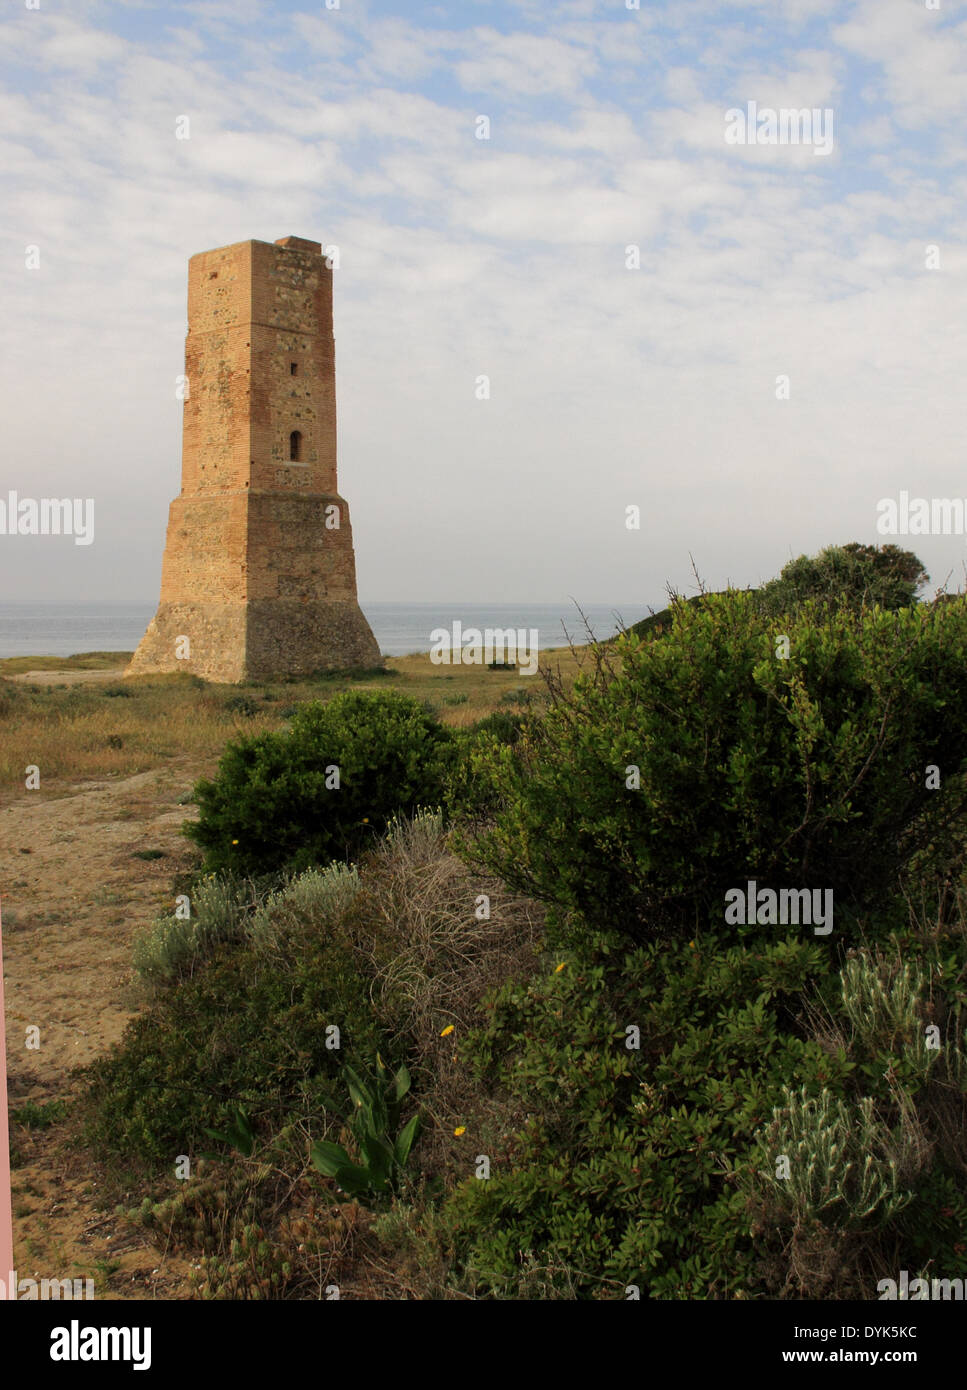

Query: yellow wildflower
440,1024,455,1037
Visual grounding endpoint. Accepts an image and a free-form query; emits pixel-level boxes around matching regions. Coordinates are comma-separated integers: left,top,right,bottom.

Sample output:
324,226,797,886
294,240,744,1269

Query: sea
0,600,651,661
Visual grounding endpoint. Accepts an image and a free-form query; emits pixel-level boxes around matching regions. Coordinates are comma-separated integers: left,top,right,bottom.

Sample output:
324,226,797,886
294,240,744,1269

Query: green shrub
446,931,836,1299
627,592,732,641
224,694,260,718
444,711,530,822
0,678,24,717
446,925,967,1300
11,1099,68,1129
85,810,504,1171
756,543,928,618
186,689,455,875
460,591,967,945
311,666,391,683
84,922,382,1164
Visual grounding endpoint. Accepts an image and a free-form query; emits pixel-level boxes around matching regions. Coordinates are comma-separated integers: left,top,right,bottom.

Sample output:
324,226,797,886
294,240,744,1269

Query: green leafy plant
447,920,967,1300
310,1056,420,1201
10,1099,68,1129
84,924,379,1164
202,1105,256,1159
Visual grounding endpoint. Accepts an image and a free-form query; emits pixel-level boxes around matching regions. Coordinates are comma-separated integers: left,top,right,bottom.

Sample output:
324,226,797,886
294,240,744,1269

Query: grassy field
0,646,586,801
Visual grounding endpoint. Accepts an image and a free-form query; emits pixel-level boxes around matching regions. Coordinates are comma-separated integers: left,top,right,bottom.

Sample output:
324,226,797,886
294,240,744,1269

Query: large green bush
446,926,967,1299
445,932,834,1298
186,689,455,875
460,591,967,944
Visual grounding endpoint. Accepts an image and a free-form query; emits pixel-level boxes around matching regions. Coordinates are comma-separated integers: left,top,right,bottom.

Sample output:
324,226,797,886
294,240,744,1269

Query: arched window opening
289,430,302,462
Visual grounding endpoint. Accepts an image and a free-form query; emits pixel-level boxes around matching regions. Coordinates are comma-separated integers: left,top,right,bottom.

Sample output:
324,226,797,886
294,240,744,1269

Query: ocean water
0,600,650,661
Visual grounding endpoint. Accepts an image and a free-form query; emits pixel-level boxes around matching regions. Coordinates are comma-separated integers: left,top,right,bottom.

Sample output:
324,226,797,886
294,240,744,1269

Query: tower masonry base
126,599,381,684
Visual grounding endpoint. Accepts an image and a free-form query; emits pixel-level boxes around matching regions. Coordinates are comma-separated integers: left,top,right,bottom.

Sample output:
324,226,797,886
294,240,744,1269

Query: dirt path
2,761,208,1299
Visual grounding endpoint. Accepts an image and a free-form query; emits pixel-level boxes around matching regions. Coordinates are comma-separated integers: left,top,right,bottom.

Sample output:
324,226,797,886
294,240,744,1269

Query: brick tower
127,236,380,683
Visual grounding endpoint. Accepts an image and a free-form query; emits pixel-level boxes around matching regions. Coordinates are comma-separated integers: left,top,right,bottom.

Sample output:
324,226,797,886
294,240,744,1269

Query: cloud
2,0,966,610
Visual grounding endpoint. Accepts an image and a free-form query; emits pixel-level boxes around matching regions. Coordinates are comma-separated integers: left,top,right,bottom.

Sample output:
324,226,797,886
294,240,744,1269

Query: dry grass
0,650,130,676
345,811,547,1182
0,645,587,806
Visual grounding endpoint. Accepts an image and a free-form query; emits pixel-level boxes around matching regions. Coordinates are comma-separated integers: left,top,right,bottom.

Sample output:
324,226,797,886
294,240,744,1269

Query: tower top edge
188,237,324,263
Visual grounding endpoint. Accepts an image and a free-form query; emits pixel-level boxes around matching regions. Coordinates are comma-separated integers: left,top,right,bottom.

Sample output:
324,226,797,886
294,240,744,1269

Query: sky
2,0,967,605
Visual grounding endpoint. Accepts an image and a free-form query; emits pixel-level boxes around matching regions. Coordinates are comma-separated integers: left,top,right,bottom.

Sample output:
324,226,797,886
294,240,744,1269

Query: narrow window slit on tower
289,430,302,462
290,362,298,375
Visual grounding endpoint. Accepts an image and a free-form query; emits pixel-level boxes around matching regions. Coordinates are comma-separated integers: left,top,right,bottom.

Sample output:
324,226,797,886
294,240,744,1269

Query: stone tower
127,235,381,683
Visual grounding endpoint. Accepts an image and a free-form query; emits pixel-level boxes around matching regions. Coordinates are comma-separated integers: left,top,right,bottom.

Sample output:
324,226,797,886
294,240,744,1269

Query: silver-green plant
246,862,360,955
753,1085,913,1229
133,873,249,987
383,806,445,856
841,954,927,1050
839,951,965,1082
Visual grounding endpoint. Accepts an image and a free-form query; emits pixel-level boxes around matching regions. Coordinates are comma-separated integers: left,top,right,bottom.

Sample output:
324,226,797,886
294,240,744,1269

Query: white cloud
454,27,595,98
2,0,966,609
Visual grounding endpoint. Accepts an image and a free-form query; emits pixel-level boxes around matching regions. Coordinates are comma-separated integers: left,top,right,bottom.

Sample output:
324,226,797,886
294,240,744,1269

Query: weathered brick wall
128,236,379,682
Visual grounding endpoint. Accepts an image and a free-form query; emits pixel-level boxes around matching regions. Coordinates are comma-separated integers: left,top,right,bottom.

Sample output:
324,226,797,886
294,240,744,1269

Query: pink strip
0,898,13,1296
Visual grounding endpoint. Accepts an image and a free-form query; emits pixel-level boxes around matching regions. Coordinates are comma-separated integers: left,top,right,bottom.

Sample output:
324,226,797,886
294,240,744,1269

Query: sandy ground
2,758,207,1299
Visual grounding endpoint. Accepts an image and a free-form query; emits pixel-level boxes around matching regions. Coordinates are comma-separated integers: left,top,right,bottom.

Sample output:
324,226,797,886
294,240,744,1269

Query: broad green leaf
394,1112,421,1168
309,1139,353,1176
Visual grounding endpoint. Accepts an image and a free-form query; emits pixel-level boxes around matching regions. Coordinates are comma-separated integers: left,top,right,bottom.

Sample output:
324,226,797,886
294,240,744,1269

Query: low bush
85,915,380,1164
224,694,260,718
445,919,967,1299
185,689,456,876
755,543,928,618
133,875,256,988
85,812,543,1187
